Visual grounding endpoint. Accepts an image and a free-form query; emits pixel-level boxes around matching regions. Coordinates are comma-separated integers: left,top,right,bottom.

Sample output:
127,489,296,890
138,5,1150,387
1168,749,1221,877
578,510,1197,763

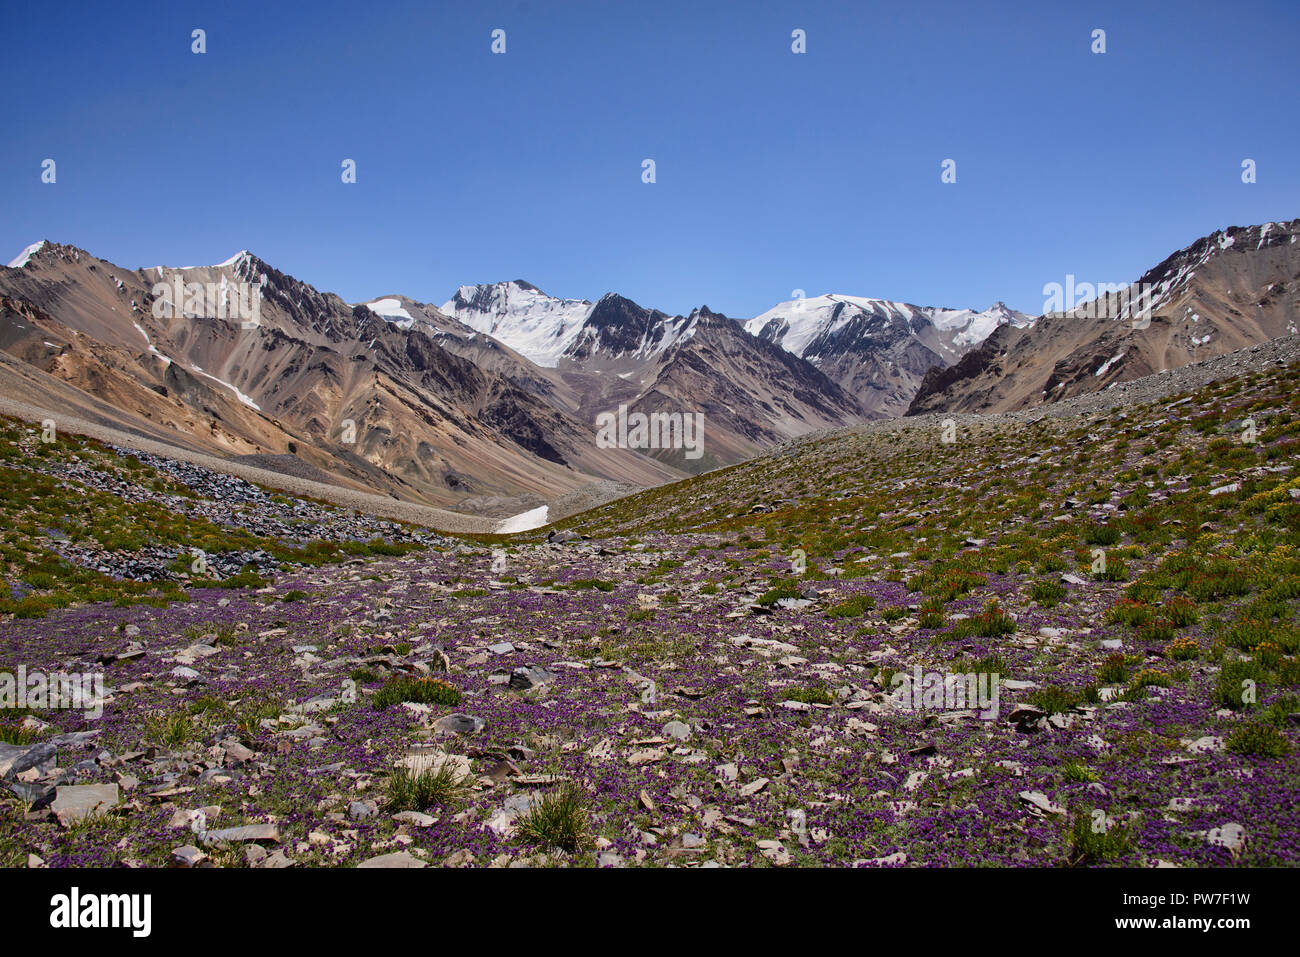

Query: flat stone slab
51,784,120,826
392,811,437,827
1018,790,1065,817
203,823,281,844
171,844,207,867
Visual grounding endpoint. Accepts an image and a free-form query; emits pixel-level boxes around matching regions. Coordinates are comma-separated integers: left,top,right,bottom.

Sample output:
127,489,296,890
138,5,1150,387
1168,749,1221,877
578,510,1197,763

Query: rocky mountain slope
0,244,683,514
908,220,1300,415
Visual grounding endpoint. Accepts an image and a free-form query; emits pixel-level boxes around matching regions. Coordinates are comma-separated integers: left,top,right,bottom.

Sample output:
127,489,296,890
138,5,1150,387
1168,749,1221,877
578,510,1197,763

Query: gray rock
0,741,57,780
662,720,692,742
51,784,119,826
223,740,256,764
434,713,486,735
509,666,555,690
1000,679,1037,691
170,844,206,867
244,845,268,865
1017,790,1065,817
203,823,280,844
1007,704,1047,731
392,811,437,827
503,792,541,817
6,780,56,806
1207,822,1246,852
854,852,908,867
348,800,379,821
198,767,240,785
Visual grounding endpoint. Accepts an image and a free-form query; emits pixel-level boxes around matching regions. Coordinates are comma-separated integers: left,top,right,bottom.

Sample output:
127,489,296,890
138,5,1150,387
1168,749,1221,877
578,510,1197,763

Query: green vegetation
517,783,591,854
1068,809,1133,865
949,601,1016,639
756,582,802,607
372,675,461,709
385,762,473,811
782,685,835,705
1225,721,1292,758
1028,580,1066,606
825,594,875,618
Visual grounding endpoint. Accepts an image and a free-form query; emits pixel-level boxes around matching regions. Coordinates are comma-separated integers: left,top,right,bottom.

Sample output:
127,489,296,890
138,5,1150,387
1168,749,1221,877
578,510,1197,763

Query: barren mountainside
909,220,1300,415
0,245,684,514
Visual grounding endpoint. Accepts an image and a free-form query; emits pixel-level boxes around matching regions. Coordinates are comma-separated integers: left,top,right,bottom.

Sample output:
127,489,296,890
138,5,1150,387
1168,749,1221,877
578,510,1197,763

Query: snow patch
1094,351,1126,378
131,322,172,366
364,297,416,329
495,505,549,534
188,364,260,410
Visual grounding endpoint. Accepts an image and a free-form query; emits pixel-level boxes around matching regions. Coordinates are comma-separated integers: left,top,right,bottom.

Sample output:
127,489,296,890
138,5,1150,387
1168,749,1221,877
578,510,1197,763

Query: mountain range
1,218,1295,519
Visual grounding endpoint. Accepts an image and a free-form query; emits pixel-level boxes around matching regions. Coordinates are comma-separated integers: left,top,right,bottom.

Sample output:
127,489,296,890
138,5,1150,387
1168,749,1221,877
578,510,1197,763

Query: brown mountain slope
631,306,863,471
0,244,683,512
908,219,1300,415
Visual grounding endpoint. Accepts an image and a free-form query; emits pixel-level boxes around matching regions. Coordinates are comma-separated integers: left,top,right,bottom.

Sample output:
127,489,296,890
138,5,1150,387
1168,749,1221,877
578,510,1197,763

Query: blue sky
3,0,1297,318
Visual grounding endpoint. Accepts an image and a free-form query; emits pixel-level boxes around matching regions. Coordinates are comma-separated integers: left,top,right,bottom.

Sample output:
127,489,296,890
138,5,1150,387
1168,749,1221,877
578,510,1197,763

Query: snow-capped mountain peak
439,280,592,367
215,250,253,268
6,240,48,269
745,294,924,357
928,302,1035,349
746,295,1031,359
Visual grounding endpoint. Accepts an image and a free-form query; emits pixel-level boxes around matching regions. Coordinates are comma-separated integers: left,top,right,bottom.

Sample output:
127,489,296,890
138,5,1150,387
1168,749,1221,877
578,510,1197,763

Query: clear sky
3,0,1297,318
